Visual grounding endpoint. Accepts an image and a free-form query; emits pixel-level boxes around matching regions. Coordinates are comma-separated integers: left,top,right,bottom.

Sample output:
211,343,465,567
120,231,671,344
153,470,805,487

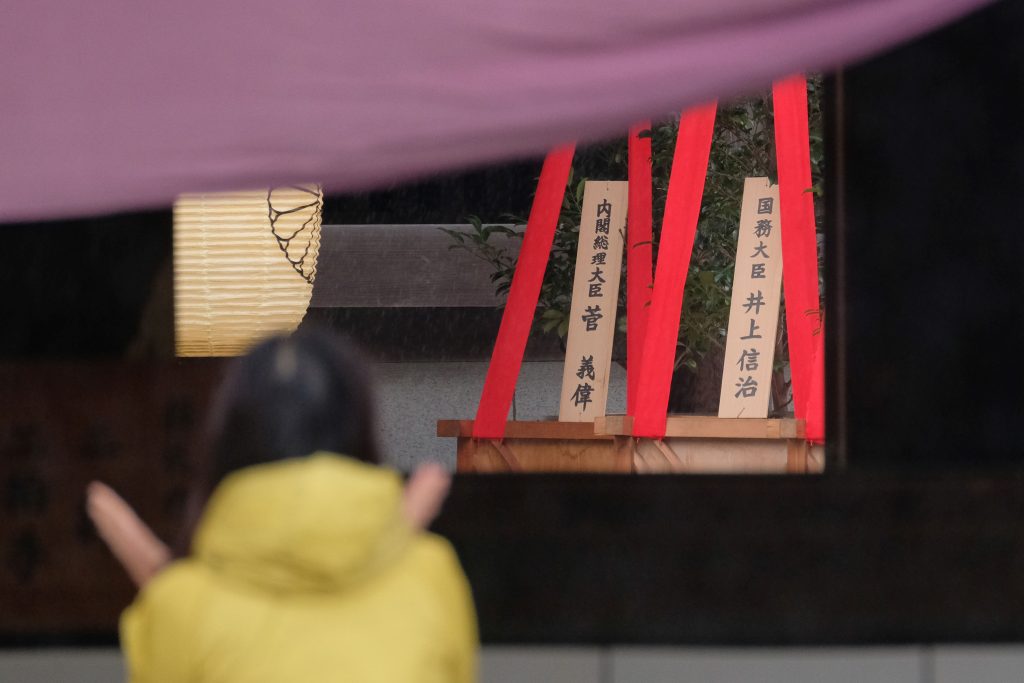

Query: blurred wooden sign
559,181,627,421
718,177,784,418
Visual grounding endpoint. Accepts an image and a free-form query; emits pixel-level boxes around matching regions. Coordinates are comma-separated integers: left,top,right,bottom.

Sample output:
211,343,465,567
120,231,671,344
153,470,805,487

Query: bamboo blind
173,185,322,356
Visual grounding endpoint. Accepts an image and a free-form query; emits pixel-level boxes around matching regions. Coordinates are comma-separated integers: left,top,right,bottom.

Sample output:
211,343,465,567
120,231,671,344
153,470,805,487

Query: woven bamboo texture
173,185,322,356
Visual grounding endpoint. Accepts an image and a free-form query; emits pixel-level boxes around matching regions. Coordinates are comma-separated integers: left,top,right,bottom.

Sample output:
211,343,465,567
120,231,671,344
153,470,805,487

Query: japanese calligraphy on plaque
559,181,627,421
718,177,783,418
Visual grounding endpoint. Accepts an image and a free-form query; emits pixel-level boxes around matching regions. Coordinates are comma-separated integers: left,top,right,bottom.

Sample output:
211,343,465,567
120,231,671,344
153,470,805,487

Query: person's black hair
207,328,381,483
179,328,380,551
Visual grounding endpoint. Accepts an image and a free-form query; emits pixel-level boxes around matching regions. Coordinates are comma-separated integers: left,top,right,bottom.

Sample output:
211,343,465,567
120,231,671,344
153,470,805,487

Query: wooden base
438,417,824,474
596,415,824,474
436,420,626,472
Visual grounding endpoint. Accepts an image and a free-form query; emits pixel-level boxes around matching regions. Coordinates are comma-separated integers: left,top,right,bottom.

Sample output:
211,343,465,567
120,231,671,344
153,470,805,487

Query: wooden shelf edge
437,419,612,440
594,414,806,440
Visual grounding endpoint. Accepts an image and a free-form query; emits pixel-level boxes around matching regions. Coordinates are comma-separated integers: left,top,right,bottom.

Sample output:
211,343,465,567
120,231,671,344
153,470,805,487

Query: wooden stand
596,415,824,473
438,416,824,473
436,420,627,472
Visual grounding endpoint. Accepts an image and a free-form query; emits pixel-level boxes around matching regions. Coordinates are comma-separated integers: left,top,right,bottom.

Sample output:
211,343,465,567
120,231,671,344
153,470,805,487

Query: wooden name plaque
558,181,627,422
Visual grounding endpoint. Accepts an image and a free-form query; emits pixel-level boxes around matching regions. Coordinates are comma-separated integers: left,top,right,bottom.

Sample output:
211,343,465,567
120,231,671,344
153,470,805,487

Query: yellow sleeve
424,536,479,683
120,562,203,683
449,562,479,683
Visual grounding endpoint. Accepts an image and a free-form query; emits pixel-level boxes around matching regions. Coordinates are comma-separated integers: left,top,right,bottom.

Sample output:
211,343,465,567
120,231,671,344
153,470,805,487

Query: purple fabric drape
1,0,990,221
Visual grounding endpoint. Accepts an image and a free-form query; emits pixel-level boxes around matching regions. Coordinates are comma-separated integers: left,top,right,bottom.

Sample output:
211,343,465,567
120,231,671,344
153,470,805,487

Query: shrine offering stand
436,420,627,473
595,415,824,473
437,417,823,473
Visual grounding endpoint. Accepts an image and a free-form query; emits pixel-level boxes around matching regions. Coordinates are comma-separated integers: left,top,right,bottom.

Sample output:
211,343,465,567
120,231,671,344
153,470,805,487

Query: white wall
374,360,627,471
0,649,124,683
4,645,1024,682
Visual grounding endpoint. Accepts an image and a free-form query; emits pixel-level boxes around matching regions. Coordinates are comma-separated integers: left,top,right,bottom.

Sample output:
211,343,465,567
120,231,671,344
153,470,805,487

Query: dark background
827,0,1024,469
0,162,543,359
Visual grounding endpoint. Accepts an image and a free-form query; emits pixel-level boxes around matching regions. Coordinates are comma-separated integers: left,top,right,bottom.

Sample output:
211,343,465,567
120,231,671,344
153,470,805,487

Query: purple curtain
1,0,990,221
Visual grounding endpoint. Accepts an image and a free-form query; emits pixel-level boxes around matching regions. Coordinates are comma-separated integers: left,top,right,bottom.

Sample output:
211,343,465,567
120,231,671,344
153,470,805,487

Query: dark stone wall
828,0,1024,469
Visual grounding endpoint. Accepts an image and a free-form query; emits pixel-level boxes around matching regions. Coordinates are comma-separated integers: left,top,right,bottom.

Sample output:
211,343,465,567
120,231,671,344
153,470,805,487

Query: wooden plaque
558,181,627,421
718,177,784,418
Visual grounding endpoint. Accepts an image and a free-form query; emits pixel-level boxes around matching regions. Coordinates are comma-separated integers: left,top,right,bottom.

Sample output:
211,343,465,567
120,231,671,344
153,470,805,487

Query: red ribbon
632,103,717,438
472,145,575,439
805,326,825,443
626,122,654,415
772,75,822,427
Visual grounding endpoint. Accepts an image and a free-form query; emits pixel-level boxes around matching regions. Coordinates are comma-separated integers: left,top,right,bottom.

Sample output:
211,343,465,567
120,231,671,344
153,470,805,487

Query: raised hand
402,462,452,531
86,481,172,588
89,463,452,590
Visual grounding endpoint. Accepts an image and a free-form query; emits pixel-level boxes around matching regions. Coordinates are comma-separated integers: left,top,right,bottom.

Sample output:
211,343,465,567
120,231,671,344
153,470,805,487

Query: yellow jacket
121,454,477,682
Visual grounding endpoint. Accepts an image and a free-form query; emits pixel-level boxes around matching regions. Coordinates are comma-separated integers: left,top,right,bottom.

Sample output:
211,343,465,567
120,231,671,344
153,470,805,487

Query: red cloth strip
627,122,654,415
772,75,822,424
632,103,717,438
472,145,575,439
805,327,825,443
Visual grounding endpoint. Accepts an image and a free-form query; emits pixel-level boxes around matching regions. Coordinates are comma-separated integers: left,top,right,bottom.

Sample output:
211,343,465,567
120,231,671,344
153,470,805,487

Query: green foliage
443,81,824,388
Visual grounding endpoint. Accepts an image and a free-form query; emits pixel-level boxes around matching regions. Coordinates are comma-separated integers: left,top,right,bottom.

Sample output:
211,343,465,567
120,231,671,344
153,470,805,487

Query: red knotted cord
773,75,822,429
626,122,654,415
632,103,717,438
472,145,575,439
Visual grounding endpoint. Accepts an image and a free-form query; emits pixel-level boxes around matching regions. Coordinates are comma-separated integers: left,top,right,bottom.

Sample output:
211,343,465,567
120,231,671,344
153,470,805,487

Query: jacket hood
193,453,411,594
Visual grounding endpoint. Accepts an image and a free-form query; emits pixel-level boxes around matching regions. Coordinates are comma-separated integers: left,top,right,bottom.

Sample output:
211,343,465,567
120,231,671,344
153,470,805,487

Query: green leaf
541,318,561,333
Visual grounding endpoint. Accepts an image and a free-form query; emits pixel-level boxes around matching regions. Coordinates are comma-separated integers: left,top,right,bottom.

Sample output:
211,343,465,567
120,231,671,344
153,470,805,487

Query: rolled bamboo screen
173,184,323,356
